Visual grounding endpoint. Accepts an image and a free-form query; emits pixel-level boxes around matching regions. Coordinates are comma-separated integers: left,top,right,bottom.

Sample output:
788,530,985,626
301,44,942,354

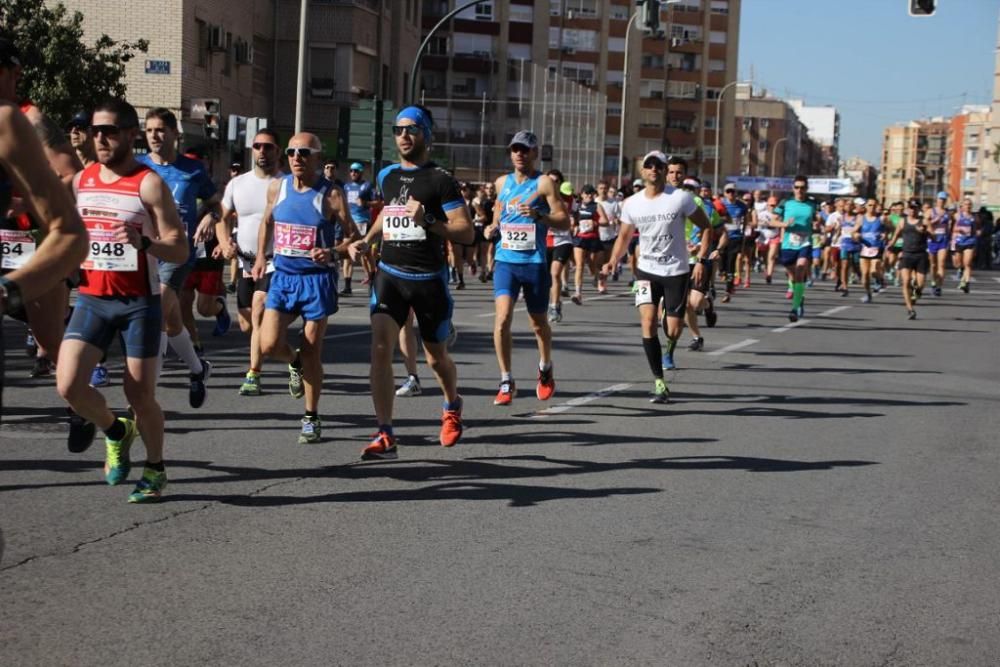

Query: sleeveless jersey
953,213,975,245
840,214,860,250
860,216,884,249
343,179,373,224
929,207,951,243
270,175,336,275
76,163,159,297
576,201,599,240
495,172,550,265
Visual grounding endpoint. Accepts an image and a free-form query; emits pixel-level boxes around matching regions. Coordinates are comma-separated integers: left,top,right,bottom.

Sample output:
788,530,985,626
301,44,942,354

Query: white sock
168,330,203,375
157,333,168,380
539,361,552,372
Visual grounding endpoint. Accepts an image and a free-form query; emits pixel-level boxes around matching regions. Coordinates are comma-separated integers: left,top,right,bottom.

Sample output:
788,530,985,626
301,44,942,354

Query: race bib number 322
83,228,137,272
500,222,535,251
382,205,427,242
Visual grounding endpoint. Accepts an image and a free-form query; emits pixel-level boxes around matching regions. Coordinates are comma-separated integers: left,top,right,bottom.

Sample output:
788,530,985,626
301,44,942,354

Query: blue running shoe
90,363,110,388
212,299,231,336
661,353,676,371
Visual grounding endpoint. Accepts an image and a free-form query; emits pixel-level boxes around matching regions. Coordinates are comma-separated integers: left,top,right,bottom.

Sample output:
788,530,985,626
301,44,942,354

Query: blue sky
737,0,997,166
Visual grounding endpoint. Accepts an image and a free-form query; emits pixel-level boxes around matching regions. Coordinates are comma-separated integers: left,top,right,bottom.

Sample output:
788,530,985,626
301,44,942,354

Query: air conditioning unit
208,25,226,51
310,78,335,98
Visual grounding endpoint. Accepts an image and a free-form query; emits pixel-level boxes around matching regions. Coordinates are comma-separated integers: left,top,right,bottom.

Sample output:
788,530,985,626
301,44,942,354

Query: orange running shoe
494,380,516,406
536,366,555,401
362,431,397,460
440,401,464,447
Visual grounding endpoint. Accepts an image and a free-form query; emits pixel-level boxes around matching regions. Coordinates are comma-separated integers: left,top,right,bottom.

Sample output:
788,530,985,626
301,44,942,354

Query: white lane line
707,338,759,356
992,277,1000,284
817,305,852,317
771,319,811,333
531,383,633,417
327,330,371,339
475,291,622,317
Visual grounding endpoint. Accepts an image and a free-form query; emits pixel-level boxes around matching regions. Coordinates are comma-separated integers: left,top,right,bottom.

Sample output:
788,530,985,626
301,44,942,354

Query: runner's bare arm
21,105,82,185
194,193,223,242
425,196,474,245
0,104,87,301
253,179,281,279
537,176,570,230
139,172,189,264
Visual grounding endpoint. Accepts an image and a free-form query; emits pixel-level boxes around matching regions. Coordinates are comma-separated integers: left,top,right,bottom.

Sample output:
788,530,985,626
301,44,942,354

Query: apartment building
417,0,741,185
981,12,1000,212
878,119,949,204
49,0,420,179
786,99,839,174
731,85,825,179
948,106,990,203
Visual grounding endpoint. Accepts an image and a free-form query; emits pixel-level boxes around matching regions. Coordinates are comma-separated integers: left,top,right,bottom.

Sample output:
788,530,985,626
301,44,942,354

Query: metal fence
420,61,608,188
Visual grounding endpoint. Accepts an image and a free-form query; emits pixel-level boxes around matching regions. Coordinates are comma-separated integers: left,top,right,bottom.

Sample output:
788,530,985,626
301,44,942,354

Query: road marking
992,277,1000,284
817,305,852,317
771,319,811,333
328,330,371,339
475,291,621,317
707,338,759,356
531,383,633,417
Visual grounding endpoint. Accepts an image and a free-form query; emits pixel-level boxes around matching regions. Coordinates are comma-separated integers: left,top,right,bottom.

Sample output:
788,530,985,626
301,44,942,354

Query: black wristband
140,235,152,251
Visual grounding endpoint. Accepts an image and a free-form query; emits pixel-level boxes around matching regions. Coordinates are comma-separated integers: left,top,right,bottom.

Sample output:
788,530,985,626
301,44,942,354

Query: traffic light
203,100,221,141
908,0,935,16
640,0,662,37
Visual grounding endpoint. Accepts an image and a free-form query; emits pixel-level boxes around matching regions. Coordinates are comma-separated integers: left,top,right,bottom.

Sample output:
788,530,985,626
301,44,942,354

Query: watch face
424,213,436,225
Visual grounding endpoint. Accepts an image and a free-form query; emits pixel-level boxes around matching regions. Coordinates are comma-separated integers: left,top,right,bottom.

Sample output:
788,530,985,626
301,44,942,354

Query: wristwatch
0,275,24,316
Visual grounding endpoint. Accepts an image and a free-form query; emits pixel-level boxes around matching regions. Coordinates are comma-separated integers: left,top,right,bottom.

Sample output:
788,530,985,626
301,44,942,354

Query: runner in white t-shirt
600,151,712,404
215,129,285,396
596,181,621,287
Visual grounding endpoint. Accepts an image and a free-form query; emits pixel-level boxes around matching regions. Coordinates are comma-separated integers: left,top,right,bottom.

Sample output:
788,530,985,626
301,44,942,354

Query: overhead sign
725,176,855,195
144,59,171,75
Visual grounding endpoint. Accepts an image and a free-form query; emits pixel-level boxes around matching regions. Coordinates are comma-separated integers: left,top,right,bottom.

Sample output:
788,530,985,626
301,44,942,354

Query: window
671,24,701,41
509,5,533,22
742,118,752,129
667,52,699,71
708,59,726,72
640,79,665,99
428,36,448,55
609,4,629,20
640,109,662,129
606,70,624,86
607,37,626,52
675,0,700,11
565,0,600,18
965,148,978,164
710,0,729,13
709,30,726,44
705,88,721,100
474,0,493,20
666,80,698,99
760,118,770,129
607,103,622,117
759,140,768,151
309,46,337,98
641,54,664,68
454,33,493,56
704,117,717,129
196,20,208,67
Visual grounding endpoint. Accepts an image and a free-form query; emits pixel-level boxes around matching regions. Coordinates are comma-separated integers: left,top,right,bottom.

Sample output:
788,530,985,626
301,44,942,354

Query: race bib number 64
0,229,36,270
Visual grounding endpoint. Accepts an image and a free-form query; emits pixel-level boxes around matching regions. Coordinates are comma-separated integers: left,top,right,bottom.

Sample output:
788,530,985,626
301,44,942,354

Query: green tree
0,0,148,125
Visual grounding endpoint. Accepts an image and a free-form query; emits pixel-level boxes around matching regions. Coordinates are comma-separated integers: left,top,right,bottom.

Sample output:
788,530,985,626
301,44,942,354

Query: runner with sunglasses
339,161,375,296
216,129,285,396
854,199,888,304
348,106,474,460
252,133,357,443
600,151,711,403
771,175,818,322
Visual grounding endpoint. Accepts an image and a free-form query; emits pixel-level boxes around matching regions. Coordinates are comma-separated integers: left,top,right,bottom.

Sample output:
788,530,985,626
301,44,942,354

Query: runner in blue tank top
485,130,569,407
854,200,887,303
252,132,357,444
339,162,375,296
952,198,980,293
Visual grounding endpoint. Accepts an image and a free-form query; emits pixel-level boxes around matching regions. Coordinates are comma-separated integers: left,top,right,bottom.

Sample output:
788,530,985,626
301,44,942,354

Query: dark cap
508,130,538,149
581,184,597,195
0,38,21,68
66,110,90,130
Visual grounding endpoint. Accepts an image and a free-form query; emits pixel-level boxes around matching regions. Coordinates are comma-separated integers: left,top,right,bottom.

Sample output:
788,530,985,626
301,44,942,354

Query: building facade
879,119,949,204
731,85,825,179
839,156,878,200
786,98,839,174
947,106,990,204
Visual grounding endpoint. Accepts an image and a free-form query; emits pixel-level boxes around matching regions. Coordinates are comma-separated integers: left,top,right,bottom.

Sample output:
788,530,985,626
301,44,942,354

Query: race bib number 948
83,228,137,272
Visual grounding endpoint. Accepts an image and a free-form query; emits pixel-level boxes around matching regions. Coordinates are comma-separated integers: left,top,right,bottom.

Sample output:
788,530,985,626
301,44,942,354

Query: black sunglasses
392,125,422,137
285,147,314,158
66,123,88,132
643,160,665,170
90,124,123,137
253,142,277,151
510,144,532,154
793,185,807,190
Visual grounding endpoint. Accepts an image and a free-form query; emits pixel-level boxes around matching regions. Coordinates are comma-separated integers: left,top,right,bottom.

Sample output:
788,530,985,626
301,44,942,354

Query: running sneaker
127,467,167,503
788,308,799,323
554,303,563,323
440,402,463,447
239,371,262,396
25,332,37,358
90,363,110,388
455,280,466,290
446,322,458,348
226,282,237,295
765,274,772,285
915,287,923,300
571,293,582,305
361,274,372,286
189,358,212,408
547,306,558,323
960,281,970,294
872,282,882,294
536,367,555,401
661,352,676,371
362,431,398,460
688,337,704,352
861,294,871,304
933,286,942,297
212,299,231,336
67,408,96,454
298,416,322,444
339,286,353,297
561,287,570,298
704,305,718,328
721,293,731,303
742,280,750,289
29,357,53,378
494,380,516,406
649,378,669,404
840,289,849,298
395,375,422,397
630,282,639,295
907,309,917,320
288,351,305,398
478,271,488,283
104,417,137,485
806,278,814,288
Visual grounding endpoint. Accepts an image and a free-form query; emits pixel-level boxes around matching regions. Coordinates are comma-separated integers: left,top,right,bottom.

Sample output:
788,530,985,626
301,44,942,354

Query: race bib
634,280,653,306
347,190,360,205
860,246,879,258
500,221,535,251
788,232,806,248
933,226,947,237
578,219,595,234
0,229,36,269
274,221,317,257
382,204,426,242
725,222,740,233
83,228,138,272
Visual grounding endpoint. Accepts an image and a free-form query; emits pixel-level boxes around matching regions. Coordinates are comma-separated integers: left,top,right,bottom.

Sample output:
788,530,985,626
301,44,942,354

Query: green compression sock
792,282,805,309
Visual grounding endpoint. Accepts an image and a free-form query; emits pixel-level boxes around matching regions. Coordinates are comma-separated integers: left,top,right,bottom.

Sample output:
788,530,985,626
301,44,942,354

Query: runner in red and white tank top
76,162,159,297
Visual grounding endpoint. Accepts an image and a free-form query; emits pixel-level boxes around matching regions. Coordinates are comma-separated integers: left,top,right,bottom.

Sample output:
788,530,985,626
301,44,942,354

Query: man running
719,183,747,302
486,130,569,406
340,161,374,296
56,99,188,502
252,132,355,443
348,105,473,460
138,108,218,407
927,191,951,296
217,128,284,396
601,151,711,402
771,175,818,322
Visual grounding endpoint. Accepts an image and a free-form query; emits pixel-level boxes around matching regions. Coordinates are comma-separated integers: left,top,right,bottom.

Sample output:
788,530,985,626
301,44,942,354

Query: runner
771,175,818,322
339,161,375,296
179,232,230,352
596,181,620,286
448,181,474,290
758,196,780,283
719,184,747,303
855,199,888,303
66,111,95,168
0,81,88,420
600,151,711,402
545,182,573,323
217,129,284,395
570,184,607,304
251,133,354,442
486,130,569,406
837,198,863,297
738,191,757,288
888,199,931,319
138,108,218,408
56,98,188,502
472,182,495,283
952,198,980,293
348,105,473,459
927,192,951,296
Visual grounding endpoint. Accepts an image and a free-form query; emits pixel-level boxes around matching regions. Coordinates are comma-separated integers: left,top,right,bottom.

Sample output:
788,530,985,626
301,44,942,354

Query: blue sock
444,396,463,411
378,424,394,436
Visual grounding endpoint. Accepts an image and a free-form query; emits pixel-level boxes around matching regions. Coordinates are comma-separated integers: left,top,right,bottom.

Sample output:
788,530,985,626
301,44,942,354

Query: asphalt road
2,269,999,666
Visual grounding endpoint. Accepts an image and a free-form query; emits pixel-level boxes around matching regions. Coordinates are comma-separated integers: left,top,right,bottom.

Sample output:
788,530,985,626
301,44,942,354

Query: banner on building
725,176,855,195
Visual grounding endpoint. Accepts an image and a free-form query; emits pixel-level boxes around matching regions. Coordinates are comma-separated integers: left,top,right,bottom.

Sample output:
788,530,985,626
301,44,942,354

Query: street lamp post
770,136,788,177
713,79,748,191
617,11,641,190
408,0,487,105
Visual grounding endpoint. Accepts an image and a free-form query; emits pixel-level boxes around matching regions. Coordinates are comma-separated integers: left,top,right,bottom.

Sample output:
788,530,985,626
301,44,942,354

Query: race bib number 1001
83,228,137,272
382,205,427,242
0,229,36,270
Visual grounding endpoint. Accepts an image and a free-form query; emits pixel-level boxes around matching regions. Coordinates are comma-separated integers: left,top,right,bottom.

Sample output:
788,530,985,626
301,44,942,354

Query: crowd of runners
1,36,996,503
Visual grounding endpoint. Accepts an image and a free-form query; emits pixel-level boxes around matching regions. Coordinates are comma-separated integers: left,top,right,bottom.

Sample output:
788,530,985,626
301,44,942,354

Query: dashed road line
531,383,633,417
707,338,759,356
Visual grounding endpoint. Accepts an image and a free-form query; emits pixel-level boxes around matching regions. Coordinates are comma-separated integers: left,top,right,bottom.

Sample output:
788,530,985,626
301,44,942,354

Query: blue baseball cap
350,162,364,171
936,191,948,200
